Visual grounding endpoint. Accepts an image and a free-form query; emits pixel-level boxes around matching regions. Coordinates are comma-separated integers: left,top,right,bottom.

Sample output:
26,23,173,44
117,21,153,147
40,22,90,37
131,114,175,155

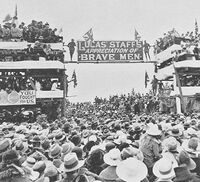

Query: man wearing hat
25,43,34,60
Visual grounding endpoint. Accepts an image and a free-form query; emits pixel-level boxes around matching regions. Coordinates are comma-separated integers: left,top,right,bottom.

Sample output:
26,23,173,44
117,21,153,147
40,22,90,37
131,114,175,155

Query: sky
0,0,200,102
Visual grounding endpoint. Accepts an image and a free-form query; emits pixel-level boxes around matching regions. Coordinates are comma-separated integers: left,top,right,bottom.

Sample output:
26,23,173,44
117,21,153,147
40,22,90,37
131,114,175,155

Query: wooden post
172,61,186,113
62,70,67,117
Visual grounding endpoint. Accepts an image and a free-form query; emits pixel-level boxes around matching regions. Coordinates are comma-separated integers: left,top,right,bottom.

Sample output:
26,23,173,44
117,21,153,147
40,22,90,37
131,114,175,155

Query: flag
195,19,199,38
3,14,12,22
145,71,149,88
72,70,77,88
14,4,17,18
134,29,141,41
83,28,94,43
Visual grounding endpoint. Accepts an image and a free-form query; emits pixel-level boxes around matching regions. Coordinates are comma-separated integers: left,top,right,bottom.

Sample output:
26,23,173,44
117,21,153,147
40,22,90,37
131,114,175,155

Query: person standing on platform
151,75,158,96
144,40,151,61
67,39,76,61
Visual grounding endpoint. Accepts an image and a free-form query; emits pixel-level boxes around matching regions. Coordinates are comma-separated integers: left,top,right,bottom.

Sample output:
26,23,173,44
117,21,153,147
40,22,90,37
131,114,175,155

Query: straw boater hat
153,158,178,180
116,158,148,182
146,124,161,136
60,152,84,172
103,148,122,166
168,127,182,137
182,137,200,153
22,157,36,168
48,143,62,159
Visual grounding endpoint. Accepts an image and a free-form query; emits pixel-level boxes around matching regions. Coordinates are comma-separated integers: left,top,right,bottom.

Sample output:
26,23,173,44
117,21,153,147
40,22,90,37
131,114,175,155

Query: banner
77,41,143,61
0,90,36,106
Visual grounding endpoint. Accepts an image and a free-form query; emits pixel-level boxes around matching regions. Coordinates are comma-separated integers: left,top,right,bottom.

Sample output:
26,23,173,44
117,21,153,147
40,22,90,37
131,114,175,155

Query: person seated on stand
2,24,11,41
10,23,22,40
43,44,54,60
33,41,45,60
25,44,34,60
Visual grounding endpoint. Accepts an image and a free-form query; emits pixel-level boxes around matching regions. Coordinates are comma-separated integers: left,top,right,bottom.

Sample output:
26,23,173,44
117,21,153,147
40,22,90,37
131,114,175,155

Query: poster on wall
77,40,143,61
0,90,36,106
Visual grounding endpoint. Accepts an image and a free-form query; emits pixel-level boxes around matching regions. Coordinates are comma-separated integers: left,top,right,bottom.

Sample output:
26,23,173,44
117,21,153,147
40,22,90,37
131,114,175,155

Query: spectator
67,39,76,61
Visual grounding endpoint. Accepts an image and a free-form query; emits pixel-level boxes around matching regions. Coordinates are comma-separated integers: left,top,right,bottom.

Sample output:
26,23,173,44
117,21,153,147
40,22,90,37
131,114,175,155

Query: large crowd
0,90,199,182
0,20,63,43
154,28,200,55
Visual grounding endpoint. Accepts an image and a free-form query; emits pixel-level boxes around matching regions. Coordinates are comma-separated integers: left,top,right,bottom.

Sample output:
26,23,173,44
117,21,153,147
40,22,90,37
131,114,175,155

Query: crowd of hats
0,107,199,182
1,20,63,43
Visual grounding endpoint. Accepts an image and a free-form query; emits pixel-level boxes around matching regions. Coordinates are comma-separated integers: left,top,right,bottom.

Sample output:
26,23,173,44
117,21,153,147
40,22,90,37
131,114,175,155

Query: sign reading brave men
77,41,143,61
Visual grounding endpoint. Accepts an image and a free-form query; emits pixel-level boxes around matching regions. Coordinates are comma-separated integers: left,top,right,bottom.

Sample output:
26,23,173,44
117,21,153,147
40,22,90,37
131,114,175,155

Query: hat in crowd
71,135,82,146
121,146,144,161
153,158,178,180
22,157,36,168
41,140,50,151
99,166,119,181
0,139,11,153
163,136,179,152
2,150,20,164
60,152,84,172
178,150,196,170
116,158,148,182
33,161,46,173
168,128,182,137
173,165,193,182
44,165,58,178
62,142,74,155
54,132,66,142
146,124,161,136
182,137,199,152
49,143,62,159
26,167,40,181
105,142,115,152
30,135,41,143
14,140,29,153
103,148,122,166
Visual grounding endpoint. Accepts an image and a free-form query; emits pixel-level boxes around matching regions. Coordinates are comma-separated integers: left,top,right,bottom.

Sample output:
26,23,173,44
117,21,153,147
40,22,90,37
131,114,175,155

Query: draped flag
195,19,199,38
72,70,77,88
3,14,12,22
134,29,141,41
145,71,149,88
83,28,94,43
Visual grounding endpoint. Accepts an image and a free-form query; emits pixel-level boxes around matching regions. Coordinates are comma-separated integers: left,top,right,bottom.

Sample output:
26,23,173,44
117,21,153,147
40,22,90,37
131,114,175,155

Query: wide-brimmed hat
54,132,66,142
178,150,196,170
2,149,20,164
14,141,29,153
99,166,118,181
174,165,193,182
103,148,122,166
168,128,182,137
22,157,36,168
146,124,161,136
153,158,178,180
116,158,148,182
33,161,46,173
162,136,179,152
182,138,200,154
60,152,84,172
0,139,11,153
48,143,62,159
62,142,74,155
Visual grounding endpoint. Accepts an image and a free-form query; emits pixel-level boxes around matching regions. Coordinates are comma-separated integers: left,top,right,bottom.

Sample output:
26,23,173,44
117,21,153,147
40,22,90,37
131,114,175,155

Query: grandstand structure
0,37,67,119
155,38,200,114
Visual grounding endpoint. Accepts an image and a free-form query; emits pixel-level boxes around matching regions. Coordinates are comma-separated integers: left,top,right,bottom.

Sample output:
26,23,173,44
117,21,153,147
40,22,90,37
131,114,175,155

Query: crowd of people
180,75,200,87
0,73,63,94
0,20,63,43
154,28,200,54
0,89,199,182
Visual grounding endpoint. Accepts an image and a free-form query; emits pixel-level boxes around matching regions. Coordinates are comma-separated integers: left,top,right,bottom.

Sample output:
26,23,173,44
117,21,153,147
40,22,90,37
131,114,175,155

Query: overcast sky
1,0,200,44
